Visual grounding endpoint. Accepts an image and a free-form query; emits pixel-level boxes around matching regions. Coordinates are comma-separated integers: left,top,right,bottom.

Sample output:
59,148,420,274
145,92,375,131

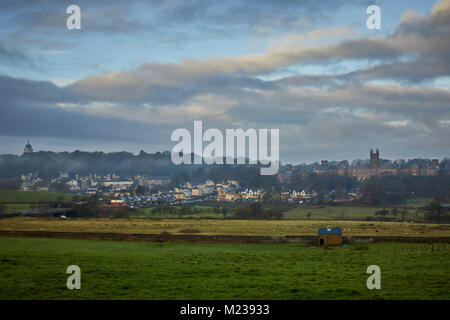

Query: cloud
0,76,172,146
0,0,365,37
0,44,31,67
0,0,449,162
69,0,450,103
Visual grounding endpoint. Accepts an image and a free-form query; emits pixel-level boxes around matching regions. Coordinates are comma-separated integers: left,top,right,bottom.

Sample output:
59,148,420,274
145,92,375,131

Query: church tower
23,140,33,154
370,148,379,169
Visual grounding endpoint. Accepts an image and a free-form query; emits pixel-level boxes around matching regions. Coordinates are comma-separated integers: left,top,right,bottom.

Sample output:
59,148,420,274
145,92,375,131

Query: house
111,198,126,207
138,176,170,188
318,227,342,246
191,188,203,197
91,178,134,190
240,188,264,201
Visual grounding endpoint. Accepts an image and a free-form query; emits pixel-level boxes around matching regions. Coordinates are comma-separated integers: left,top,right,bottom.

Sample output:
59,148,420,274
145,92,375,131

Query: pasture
1,217,449,237
0,190,76,213
0,237,448,299
0,190,75,203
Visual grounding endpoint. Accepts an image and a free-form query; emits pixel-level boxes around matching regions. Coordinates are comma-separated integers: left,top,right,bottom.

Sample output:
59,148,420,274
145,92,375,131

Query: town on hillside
10,141,450,209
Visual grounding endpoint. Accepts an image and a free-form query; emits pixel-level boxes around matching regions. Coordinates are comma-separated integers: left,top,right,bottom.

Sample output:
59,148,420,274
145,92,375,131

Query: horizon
4,139,448,166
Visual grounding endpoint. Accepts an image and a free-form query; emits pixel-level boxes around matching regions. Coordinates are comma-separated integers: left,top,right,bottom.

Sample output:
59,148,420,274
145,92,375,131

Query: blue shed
318,227,343,246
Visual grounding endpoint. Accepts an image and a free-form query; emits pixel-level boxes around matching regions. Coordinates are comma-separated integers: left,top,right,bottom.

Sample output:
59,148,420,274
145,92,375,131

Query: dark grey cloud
0,75,82,104
68,70,276,105
7,3,152,34
0,0,367,39
1,70,449,162
346,58,450,83
0,76,171,145
0,43,31,67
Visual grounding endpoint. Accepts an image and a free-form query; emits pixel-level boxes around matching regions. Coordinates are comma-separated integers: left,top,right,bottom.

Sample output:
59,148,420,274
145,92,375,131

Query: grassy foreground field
1,217,449,237
0,237,448,299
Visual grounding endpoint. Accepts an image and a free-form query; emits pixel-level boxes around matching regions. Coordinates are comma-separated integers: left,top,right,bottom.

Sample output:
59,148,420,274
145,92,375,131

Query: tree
112,208,129,219
265,208,283,220
71,200,98,217
249,202,264,219
135,185,148,195
179,205,188,219
262,189,281,204
400,207,408,220
374,209,389,220
49,182,70,193
234,205,252,219
362,181,405,205
221,206,229,219
234,203,265,219
273,210,284,220
391,208,398,219
423,199,444,224
152,206,162,215
317,194,324,205
56,195,66,207
363,183,383,205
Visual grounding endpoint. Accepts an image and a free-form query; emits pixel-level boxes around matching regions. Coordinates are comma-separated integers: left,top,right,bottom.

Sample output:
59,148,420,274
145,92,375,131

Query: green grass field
0,237,448,299
135,201,426,221
0,190,77,213
132,202,292,219
0,190,75,203
405,198,432,207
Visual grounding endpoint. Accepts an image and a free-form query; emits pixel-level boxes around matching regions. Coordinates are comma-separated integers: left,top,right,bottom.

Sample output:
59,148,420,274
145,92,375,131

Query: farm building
318,227,343,246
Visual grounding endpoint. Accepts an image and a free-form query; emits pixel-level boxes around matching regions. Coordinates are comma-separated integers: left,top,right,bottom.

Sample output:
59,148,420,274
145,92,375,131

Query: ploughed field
0,237,448,299
0,217,449,237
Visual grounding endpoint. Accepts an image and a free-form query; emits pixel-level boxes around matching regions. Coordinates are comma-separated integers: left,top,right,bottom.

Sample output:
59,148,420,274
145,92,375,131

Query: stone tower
370,148,379,169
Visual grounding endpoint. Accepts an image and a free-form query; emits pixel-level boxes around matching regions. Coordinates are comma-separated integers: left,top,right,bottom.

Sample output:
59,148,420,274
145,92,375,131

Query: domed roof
25,140,32,148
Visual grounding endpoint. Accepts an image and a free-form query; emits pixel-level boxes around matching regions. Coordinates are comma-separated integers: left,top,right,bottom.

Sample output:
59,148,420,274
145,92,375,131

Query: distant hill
0,151,273,187
0,150,176,179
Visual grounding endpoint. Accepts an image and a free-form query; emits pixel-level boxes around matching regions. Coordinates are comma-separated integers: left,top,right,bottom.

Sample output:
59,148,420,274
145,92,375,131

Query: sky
0,0,449,164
